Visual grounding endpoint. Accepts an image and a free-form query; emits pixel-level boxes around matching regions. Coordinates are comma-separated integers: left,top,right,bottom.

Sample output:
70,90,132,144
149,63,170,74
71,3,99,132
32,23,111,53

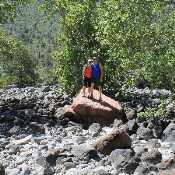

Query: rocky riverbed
0,85,175,175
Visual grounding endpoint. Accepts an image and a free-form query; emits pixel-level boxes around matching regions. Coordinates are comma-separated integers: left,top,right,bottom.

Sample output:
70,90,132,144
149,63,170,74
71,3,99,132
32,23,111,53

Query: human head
92,56,97,63
88,58,92,64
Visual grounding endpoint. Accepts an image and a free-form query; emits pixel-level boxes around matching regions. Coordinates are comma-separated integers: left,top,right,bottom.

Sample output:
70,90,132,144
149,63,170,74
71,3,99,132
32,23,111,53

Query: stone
63,162,76,170
136,104,145,113
34,154,54,175
88,123,101,137
141,149,162,164
71,144,99,160
126,109,137,120
46,149,62,166
19,164,30,175
5,167,20,175
112,119,123,128
29,122,45,134
0,163,5,175
93,128,131,155
163,122,175,142
12,135,33,145
54,107,64,120
75,136,87,144
137,124,154,140
64,89,126,125
110,149,138,174
8,125,20,135
127,119,139,135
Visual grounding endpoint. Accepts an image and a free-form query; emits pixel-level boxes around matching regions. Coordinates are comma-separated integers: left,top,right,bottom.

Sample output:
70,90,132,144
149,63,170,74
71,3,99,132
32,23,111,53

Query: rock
12,135,33,145
126,109,137,120
88,167,111,175
64,89,126,125
110,149,138,174
134,164,149,174
71,144,99,160
18,164,30,175
136,104,145,113
46,149,62,166
163,122,175,142
0,163,5,175
93,128,131,155
5,167,20,175
34,154,54,175
127,119,139,135
137,124,154,140
159,170,175,175
141,149,162,164
8,125,20,135
112,119,123,128
75,136,87,144
29,122,45,134
63,162,76,170
41,86,50,92
88,123,101,137
54,107,64,120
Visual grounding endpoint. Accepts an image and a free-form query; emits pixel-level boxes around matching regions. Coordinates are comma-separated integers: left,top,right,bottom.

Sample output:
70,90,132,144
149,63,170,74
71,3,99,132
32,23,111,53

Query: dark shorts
83,77,91,87
91,77,102,87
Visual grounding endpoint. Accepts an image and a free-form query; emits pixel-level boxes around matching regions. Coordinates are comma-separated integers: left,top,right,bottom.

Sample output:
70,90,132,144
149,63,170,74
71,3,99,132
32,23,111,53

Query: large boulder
64,89,126,125
93,128,131,155
110,149,139,174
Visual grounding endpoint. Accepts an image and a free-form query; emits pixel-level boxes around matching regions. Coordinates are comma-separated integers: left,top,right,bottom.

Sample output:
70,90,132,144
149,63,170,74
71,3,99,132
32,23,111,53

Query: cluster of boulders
0,85,71,136
0,85,175,175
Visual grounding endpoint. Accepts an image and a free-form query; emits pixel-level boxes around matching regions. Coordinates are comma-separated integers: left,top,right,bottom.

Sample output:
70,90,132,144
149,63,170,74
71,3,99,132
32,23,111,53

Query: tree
53,0,175,95
0,29,37,87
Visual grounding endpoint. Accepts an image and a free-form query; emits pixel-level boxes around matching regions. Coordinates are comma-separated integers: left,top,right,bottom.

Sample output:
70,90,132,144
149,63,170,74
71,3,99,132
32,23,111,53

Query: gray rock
29,122,45,134
5,167,20,175
141,149,162,164
19,164,30,175
110,149,137,174
34,154,54,175
126,109,137,120
8,126,20,135
63,162,76,170
137,124,154,140
0,163,5,175
88,168,111,175
163,122,175,142
71,144,98,160
54,108,64,119
76,136,87,144
88,123,101,137
12,135,33,145
127,119,139,135
134,164,149,175
112,119,123,128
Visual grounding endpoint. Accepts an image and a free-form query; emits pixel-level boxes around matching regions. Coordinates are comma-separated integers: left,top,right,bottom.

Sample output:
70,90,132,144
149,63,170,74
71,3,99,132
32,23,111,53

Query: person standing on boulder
82,59,92,97
91,57,103,101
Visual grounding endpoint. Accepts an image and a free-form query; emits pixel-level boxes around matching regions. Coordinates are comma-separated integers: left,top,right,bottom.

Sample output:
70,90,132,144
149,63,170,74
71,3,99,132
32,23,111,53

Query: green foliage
0,29,37,87
0,0,34,23
137,100,167,120
53,0,106,94
52,0,175,95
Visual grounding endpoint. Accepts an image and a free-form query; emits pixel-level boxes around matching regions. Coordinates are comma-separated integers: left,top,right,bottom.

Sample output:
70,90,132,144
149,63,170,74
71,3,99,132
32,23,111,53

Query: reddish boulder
64,89,126,125
93,128,131,155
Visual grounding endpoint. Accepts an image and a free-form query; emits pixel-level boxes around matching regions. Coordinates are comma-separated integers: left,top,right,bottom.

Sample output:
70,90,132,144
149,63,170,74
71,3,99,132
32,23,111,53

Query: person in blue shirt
91,56,104,101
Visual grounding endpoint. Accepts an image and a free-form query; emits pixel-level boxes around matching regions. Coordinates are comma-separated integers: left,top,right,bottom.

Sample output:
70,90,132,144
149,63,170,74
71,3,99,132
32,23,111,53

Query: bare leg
99,85,102,101
88,86,91,97
91,83,95,98
83,86,86,97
